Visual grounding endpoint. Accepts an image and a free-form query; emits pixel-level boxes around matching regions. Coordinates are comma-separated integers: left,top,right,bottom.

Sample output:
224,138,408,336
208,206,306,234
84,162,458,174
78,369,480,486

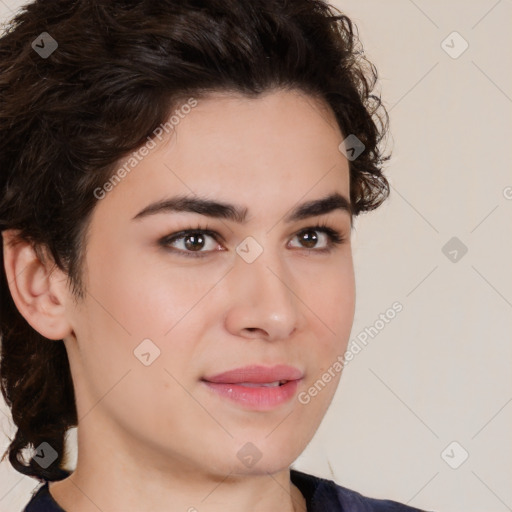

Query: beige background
1,1,511,511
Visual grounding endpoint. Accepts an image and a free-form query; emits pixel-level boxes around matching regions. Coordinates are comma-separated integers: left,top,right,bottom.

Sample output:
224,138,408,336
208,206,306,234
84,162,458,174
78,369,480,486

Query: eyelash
159,222,346,259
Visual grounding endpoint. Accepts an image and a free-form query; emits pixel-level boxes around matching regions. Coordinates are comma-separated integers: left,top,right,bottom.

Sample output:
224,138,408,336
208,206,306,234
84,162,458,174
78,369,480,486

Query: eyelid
158,227,223,258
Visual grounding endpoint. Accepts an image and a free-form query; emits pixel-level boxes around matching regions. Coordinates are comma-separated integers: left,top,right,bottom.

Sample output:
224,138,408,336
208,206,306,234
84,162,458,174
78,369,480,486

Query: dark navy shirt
23,469,432,511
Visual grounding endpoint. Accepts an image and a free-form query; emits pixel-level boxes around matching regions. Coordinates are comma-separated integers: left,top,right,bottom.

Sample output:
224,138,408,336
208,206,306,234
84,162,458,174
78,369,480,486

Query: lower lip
202,379,300,411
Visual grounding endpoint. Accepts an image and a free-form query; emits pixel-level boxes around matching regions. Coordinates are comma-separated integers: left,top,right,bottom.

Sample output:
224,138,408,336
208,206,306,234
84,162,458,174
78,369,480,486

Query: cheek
70,262,198,427
86,247,216,341
78,252,229,396
300,256,355,341
297,258,355,403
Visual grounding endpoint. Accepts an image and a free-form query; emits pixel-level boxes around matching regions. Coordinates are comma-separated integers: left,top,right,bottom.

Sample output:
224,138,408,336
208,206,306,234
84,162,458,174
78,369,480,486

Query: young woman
0,1,432,510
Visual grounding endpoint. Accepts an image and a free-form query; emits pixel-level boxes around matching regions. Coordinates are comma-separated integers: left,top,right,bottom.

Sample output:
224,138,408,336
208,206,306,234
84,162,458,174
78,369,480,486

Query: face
64,89,355,478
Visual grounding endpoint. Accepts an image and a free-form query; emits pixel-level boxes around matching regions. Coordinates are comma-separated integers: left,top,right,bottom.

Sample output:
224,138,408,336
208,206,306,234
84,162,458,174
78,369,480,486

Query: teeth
238,380,285,388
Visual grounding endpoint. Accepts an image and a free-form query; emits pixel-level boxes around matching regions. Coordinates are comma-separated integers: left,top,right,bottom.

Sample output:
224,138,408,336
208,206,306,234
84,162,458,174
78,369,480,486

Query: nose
223,244,305,342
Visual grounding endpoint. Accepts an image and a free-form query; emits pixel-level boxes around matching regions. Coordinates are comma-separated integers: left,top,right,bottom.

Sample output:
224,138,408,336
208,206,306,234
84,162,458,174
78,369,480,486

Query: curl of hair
0,0,390,482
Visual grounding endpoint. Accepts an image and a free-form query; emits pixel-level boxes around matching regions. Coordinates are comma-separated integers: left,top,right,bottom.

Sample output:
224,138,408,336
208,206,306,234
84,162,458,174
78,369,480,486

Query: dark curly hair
0,0,390,483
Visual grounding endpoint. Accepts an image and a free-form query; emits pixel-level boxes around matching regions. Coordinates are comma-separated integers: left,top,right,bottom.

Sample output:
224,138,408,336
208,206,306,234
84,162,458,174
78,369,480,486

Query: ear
2,229,74,340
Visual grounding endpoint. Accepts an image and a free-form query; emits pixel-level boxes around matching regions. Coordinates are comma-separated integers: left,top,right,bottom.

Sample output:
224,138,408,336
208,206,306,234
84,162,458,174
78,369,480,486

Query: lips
201,364,303,411
202,364,303,385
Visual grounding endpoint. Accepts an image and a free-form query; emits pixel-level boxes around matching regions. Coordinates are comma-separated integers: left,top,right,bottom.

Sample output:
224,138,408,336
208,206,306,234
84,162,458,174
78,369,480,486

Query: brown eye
289,225,345,252
160,228,223,258
299,229,319,249
183,233,206,251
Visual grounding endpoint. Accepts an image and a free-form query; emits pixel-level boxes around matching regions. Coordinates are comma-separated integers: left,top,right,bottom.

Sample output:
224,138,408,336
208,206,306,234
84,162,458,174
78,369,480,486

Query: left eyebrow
132,192,352,223
283,192,352,223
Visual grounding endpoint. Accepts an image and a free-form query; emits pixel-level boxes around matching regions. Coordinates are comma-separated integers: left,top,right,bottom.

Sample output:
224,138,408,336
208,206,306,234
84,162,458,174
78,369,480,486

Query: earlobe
2,229,73,341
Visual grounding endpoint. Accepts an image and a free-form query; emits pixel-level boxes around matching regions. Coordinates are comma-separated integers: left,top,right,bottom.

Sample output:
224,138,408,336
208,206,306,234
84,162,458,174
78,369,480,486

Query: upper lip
202,364,303,384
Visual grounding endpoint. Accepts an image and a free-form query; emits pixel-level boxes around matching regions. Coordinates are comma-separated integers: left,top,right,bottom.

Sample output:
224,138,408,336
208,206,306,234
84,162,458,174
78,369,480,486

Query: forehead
94,89,350,223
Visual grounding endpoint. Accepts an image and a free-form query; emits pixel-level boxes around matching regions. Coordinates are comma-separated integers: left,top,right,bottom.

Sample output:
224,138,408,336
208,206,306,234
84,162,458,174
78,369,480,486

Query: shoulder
290,469,434,512
24,471,434,512
23,481,66,512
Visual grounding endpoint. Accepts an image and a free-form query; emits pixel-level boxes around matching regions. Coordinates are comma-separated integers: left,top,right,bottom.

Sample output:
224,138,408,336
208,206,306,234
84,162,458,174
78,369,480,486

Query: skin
3,89,355,512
